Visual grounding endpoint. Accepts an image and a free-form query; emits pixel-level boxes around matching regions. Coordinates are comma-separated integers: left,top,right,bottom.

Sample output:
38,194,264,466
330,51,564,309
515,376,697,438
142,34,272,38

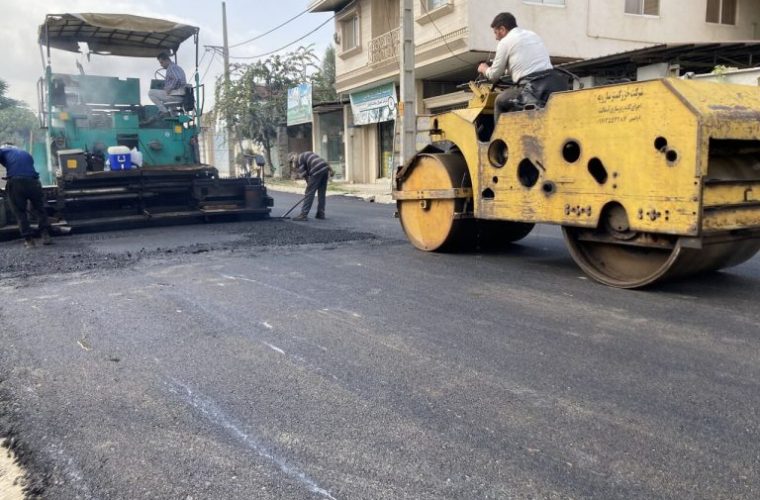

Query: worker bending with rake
289,151,334,221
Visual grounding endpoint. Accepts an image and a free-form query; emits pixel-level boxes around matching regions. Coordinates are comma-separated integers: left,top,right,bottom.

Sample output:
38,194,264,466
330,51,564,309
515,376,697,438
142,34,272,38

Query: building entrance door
378,120,395,178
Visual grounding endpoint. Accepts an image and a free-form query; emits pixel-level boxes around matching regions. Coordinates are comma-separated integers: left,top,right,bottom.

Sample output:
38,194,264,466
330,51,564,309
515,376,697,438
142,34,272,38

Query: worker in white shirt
477,12,559,125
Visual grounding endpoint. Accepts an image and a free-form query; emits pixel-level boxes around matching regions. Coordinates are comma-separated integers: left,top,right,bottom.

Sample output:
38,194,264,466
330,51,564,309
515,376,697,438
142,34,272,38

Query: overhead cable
229,16,335,60
229,9,310,48
419,2,471,66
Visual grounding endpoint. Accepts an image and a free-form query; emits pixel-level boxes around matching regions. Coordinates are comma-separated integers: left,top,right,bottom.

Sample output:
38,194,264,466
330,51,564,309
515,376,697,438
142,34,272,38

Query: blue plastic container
107,146,132,170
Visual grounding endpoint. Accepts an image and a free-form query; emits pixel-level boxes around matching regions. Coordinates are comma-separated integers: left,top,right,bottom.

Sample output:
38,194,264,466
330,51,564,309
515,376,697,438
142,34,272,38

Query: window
341,15,360,51
524,0,566,5
336,3,361,56
625,0,659,16
427,0,448,9
706,0,737,25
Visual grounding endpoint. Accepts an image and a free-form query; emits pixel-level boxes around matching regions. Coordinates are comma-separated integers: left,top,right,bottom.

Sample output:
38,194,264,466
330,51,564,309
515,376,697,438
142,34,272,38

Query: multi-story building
308,0,760,183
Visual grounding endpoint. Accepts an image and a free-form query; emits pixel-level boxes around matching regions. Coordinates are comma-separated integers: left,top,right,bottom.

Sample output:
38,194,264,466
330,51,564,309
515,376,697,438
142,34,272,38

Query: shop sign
350,83,397,126
287,83,313,126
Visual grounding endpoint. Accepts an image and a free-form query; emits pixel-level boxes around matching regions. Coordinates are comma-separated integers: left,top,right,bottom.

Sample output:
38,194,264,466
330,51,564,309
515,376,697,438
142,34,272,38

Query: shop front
313,103,346,180
346,82,398,183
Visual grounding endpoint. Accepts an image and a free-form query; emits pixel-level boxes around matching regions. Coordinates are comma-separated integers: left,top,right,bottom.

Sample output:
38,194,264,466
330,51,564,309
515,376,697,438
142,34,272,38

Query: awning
39,13,198,57
561,42,760,77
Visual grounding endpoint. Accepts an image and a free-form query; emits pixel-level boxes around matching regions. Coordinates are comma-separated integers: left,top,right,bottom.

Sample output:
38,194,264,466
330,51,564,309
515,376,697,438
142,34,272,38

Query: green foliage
313,45,337,103
0,79,20,111
0,79,36,146
0,106,39,147
215,44,337,173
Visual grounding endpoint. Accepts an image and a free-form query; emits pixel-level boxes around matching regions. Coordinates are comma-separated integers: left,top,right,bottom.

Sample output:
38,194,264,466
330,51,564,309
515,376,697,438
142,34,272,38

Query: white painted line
263,342,285,355
169,379,337,500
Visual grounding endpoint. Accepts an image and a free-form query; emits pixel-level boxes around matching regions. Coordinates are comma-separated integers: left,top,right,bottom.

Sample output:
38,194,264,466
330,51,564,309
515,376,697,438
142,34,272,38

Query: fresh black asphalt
1,191,759,499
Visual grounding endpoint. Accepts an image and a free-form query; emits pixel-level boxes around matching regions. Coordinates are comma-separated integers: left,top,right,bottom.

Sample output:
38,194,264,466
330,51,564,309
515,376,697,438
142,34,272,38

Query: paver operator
148,52,187,117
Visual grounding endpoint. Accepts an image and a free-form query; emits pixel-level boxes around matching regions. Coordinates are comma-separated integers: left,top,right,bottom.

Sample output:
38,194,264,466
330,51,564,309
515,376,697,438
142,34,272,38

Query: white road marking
169,379,337,500
263,342,285,355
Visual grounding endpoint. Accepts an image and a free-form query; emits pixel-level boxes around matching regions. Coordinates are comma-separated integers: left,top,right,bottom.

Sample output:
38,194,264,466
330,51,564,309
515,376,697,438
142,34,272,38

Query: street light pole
400,0,416,166
222,1,236,177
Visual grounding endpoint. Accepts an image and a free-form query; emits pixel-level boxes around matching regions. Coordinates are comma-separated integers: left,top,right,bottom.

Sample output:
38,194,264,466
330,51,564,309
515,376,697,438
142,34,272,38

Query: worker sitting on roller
477,12,568,125
148,52,187,118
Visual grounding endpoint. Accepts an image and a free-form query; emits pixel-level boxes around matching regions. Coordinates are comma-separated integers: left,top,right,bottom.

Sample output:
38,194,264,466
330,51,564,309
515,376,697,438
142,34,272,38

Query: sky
1,0,334,108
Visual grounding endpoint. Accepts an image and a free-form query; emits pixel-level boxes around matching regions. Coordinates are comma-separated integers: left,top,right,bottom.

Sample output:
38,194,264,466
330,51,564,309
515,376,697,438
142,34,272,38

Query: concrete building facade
308,0,760,183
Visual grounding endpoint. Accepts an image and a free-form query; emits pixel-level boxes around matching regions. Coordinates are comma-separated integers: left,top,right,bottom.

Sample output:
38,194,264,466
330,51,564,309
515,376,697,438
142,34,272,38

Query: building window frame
426,0,449,10
337,4,362,58
624,0,660,17
706,0,737,25
417,0,454,24
523,0,566,7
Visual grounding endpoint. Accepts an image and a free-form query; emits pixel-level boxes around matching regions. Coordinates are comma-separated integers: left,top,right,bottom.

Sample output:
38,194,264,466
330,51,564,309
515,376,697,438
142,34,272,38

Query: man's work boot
291,214,308,221
315,213,325,220
40,229,52,245
23,237,36,249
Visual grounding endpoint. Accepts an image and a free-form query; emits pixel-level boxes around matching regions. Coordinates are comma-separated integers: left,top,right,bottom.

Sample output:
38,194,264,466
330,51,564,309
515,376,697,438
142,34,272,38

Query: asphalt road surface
1,191,759,499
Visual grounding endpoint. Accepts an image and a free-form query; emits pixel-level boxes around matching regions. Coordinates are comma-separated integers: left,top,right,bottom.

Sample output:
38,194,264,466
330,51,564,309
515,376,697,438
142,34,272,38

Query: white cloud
1,0,333,108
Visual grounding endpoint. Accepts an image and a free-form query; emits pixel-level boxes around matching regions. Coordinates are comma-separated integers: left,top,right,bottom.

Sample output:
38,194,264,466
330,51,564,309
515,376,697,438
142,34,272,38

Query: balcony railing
368,28,400,65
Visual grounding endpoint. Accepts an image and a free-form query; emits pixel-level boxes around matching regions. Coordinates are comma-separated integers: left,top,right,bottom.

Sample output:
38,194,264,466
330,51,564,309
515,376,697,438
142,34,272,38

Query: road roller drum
394,78,760,288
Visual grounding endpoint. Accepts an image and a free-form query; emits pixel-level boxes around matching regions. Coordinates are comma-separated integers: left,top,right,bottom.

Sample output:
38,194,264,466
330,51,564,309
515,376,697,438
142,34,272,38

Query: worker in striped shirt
148,52,187,117
289,151,334,221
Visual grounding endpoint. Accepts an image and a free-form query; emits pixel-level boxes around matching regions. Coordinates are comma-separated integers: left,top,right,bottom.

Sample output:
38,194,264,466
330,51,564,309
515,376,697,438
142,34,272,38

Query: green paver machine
0,13,272,239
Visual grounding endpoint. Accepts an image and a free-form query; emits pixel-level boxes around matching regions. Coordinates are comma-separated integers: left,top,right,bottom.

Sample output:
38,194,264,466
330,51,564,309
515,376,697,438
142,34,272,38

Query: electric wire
419,2,473,67
198,49,208,69
229,16,335,60
193,48,209,80
201,49,218,83
229,9,310,48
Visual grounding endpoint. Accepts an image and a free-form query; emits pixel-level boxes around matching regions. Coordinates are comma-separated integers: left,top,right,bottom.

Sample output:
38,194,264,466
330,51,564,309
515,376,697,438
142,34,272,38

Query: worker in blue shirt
0,144,52,247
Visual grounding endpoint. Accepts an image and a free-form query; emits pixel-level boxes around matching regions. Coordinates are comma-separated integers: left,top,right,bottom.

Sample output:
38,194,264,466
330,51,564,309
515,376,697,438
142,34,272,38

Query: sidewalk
265,178,394,204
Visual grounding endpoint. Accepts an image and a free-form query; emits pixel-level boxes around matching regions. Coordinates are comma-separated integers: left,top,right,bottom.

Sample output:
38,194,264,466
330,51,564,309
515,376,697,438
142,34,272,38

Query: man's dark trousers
6,177,51,238
300,170,329,218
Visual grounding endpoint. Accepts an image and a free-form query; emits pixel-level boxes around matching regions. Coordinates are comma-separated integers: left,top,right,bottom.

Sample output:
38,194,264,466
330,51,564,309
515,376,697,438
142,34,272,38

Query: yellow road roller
393,78,760,288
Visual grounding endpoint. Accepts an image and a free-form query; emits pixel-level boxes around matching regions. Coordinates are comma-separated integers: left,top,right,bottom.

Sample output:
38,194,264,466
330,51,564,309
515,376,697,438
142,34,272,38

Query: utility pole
222,1,236,177
399,0,416,165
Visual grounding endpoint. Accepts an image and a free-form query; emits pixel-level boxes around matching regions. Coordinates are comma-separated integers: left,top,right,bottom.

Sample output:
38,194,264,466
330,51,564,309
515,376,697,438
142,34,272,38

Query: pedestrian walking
0,143,52,247
289,151,334,221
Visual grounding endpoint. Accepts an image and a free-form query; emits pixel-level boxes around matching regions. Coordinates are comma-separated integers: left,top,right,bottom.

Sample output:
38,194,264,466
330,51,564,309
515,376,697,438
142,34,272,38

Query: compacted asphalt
1,191,759,499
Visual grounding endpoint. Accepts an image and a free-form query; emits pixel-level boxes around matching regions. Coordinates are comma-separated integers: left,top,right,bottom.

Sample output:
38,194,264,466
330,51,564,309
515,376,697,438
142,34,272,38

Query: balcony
308,0,353,12
369,28,400,65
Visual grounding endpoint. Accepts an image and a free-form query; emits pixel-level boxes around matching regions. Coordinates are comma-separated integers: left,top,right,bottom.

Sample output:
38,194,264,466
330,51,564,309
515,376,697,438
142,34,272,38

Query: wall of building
344,120,379,183
335,0,372,78
469,1,759,61
323,0,760,182
335,0,474,93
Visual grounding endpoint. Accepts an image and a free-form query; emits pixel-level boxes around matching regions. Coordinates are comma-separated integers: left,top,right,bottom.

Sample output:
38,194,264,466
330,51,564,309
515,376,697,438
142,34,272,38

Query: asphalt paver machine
0,13,272,240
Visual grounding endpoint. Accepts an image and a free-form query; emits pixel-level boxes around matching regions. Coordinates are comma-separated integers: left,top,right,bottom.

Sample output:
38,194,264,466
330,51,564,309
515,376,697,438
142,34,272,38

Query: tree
214,46,320,173
0,107,39,147
0,79,36,147
0,79,20,111
313,45,337,103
